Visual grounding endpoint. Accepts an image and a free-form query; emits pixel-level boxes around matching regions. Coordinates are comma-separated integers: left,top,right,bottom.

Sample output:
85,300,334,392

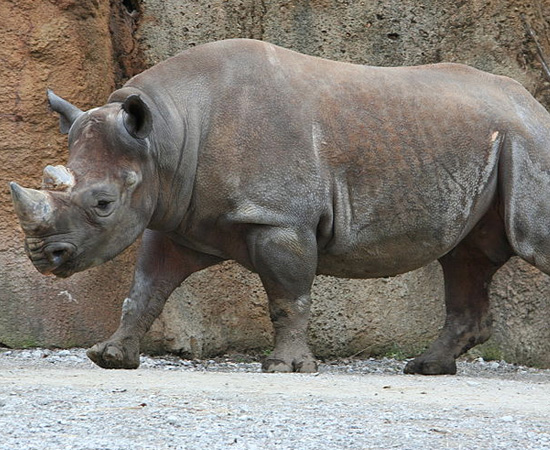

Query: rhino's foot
262,356,318,373
86,338,140,369
403,355,457,375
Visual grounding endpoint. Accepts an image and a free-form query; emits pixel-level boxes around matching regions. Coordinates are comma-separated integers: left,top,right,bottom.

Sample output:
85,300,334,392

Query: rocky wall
0,0,141,349
1,0,550,367
139,0,550,367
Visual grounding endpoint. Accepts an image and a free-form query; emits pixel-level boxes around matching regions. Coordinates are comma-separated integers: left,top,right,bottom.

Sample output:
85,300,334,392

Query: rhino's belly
316,146,500,279
316,235,447,279
315,191,488,278
315,196,473,279
315,180,495,279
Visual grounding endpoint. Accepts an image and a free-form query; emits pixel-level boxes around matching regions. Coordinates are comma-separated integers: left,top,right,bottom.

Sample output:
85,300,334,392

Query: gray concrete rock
138,0,550,367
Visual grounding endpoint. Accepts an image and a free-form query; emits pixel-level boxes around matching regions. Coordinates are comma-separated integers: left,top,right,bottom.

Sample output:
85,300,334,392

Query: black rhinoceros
9,39,550,374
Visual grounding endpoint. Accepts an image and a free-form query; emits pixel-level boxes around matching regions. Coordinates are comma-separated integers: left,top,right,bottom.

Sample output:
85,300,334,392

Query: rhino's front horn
10,182,54,234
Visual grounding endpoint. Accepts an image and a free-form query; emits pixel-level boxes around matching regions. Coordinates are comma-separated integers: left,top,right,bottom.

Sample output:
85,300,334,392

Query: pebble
166,416,180,426
0,350,546,450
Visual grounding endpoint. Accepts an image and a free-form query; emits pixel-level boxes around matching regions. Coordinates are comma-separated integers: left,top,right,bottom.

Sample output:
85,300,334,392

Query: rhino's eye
96,200,111,210
93,199,115,217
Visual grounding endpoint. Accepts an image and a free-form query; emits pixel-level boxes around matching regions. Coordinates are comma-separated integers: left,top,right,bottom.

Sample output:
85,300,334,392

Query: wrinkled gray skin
10,39,550,374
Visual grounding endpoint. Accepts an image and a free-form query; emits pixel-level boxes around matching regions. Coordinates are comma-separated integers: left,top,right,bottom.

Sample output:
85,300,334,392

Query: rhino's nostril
44,243,76,268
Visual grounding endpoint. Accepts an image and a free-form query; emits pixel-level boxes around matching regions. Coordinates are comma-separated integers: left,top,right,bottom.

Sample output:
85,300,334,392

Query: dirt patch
1,349,549,449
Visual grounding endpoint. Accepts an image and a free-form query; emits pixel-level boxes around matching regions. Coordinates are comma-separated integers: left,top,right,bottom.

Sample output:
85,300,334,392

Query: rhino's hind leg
248,227,318,373
500,137,550,276
404,206,512,375
87,230,221,369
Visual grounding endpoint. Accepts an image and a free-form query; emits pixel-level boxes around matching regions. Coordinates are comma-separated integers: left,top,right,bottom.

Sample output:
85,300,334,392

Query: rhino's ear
122,94,152,139
47,89,84,134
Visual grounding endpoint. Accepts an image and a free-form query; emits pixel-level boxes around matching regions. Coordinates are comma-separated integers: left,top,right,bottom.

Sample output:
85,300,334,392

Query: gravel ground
0,348,549,449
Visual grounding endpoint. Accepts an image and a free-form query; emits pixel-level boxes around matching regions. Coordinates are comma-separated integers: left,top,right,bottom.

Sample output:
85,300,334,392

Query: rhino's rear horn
10,182,54,233
47,89,84,134
42,165,75,191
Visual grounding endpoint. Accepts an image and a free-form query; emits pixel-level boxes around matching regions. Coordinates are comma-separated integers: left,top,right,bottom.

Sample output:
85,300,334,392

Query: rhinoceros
9,39,550,374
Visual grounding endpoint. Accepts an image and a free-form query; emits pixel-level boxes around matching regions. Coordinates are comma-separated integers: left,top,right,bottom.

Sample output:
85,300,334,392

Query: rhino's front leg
87,230,221,369
247,227,318,373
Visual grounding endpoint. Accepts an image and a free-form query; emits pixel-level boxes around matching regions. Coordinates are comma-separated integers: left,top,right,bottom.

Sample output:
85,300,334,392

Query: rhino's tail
500,109,550,275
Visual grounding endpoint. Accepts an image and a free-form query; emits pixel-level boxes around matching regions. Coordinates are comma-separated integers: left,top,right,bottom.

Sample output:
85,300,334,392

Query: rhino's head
10,90,158,278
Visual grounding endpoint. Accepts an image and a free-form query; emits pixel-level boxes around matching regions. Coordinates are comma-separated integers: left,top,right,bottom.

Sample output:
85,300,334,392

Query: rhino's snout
25,239,77,277
10,181,77,276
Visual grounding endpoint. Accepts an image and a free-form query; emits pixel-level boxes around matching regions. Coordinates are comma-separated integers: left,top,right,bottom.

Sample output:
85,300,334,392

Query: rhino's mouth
51,265,76,279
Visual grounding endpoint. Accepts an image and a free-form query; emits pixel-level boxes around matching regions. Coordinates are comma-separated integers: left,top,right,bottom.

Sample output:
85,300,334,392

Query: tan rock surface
0,0,138,348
